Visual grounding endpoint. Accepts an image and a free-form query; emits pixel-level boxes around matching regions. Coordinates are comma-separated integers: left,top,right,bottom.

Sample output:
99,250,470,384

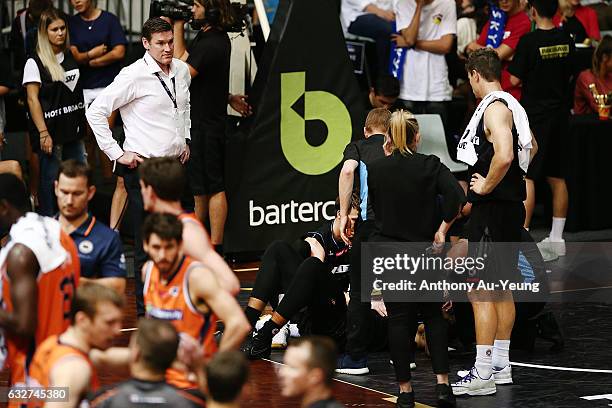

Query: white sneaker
492,365,513,384
288,323,300,338
451,367,496,396
271,324,290,349
255,315,290,349
459,365,512,384
537,237,566,262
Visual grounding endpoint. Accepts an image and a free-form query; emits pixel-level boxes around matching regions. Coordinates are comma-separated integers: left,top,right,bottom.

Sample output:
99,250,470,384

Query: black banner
225,0,366,253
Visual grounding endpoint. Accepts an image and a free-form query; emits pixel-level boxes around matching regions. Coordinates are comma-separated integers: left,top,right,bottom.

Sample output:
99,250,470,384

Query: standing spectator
453,49,535,396
86,17,191,316
466,0,531,99
55,160,127,293
554,0,601,44
574,35,612,114
173,0,250,253
68,0,128,238
23,8,87,216
508,0,576,260
9,0,51,207
280,336,346,408
204,352,249,408
91,319,206,408
391,0,457,129
341,0,395,74
366,110,463,407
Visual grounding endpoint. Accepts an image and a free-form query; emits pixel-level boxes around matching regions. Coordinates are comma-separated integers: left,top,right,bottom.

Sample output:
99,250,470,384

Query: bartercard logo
249,200,336,226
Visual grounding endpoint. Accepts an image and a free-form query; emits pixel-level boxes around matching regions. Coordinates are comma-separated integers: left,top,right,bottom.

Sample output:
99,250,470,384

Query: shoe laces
459,368,477,383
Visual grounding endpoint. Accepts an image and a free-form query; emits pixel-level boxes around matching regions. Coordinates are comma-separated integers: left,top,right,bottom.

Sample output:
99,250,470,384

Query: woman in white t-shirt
23,8,87,216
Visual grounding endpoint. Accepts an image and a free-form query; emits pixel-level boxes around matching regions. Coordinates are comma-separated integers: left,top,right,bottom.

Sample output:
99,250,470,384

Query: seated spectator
204,351,250,408
29,282,124,407
392,0,457,129
554,0,601,44
23,8,87,216
465,0,531,99
0,55,21,180
279,336,346,408
341,0,395,73
368,74,401,109
55,159,127,293
91,319,206,407
574,35,612,114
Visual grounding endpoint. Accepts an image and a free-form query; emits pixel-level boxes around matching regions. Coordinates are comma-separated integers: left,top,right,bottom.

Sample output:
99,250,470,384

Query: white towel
457,91,532,173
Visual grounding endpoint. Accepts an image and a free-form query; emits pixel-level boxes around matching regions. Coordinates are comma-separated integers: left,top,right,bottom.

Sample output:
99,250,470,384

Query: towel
457,91,532,173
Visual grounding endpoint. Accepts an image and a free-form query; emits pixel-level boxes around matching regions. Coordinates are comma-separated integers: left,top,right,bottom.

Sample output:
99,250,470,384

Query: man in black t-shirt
172,0,251,252
337,107,390,375
508,0,576,261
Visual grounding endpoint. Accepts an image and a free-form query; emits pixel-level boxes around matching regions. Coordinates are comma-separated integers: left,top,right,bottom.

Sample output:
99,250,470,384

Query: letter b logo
280,72,352,175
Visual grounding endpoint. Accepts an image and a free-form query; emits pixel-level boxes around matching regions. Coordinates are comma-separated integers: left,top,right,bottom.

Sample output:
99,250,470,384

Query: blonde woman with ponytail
367,109,465,407
23,8,86,216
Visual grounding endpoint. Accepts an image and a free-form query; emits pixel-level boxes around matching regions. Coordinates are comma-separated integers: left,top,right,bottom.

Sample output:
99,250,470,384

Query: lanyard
154,72,177,109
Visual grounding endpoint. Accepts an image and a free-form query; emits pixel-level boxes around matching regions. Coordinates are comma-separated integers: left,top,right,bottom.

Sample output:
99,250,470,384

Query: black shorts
466,200,524,283
526,112,568,180
187,123,225,196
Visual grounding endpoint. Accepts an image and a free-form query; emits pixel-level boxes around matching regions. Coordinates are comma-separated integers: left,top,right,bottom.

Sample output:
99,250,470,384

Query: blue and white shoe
457,364,512,385
451,367,496,396
336,354,369,375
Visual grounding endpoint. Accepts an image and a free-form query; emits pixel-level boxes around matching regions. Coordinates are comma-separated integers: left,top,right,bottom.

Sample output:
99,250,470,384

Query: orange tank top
28,335,98,407
3,229,80,387
143,256,218,389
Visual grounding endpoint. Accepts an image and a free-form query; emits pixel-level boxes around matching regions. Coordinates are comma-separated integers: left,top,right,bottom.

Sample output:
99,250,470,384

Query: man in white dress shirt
86,17,191,316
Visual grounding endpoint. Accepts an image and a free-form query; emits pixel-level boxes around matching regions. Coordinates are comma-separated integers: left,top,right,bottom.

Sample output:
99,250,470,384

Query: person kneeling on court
29,283,124,407
142,213,249,391
279,336,346,408
91,319,206,407
241,194,362,360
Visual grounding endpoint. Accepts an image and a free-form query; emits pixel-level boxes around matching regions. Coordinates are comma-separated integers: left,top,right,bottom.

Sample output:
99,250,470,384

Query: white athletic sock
492,339,510,369
475,345,493,379
549,217,566,241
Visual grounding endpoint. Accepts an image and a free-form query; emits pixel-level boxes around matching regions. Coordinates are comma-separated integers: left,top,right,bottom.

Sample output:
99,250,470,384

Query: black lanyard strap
154,72,177,109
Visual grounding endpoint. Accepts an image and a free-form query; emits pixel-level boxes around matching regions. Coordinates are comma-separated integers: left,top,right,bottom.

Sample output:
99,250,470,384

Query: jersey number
60,276,76,320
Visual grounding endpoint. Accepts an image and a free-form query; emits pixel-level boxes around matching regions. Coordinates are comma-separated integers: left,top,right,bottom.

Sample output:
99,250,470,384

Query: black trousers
251,240,348,344
122,168,147,316
346,219,377,360
387,302,449,382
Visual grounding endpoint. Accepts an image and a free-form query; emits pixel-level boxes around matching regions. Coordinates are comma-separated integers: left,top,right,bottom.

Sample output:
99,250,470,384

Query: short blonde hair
364,108,391,134
389,110,419,156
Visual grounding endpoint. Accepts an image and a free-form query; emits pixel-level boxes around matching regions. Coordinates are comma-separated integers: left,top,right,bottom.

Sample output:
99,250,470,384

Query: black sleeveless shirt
467,99,526,203
28,51,85,150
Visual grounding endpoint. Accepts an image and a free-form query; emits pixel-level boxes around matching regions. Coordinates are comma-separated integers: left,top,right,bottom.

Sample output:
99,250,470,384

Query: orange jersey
0,214,80,386
28,335,98,407
143,256,218,389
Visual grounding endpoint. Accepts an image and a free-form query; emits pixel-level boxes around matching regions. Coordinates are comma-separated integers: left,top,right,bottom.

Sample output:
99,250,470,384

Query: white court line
511,361,612,374
120,327,137,332
550,285,612,294
234,267,258,272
